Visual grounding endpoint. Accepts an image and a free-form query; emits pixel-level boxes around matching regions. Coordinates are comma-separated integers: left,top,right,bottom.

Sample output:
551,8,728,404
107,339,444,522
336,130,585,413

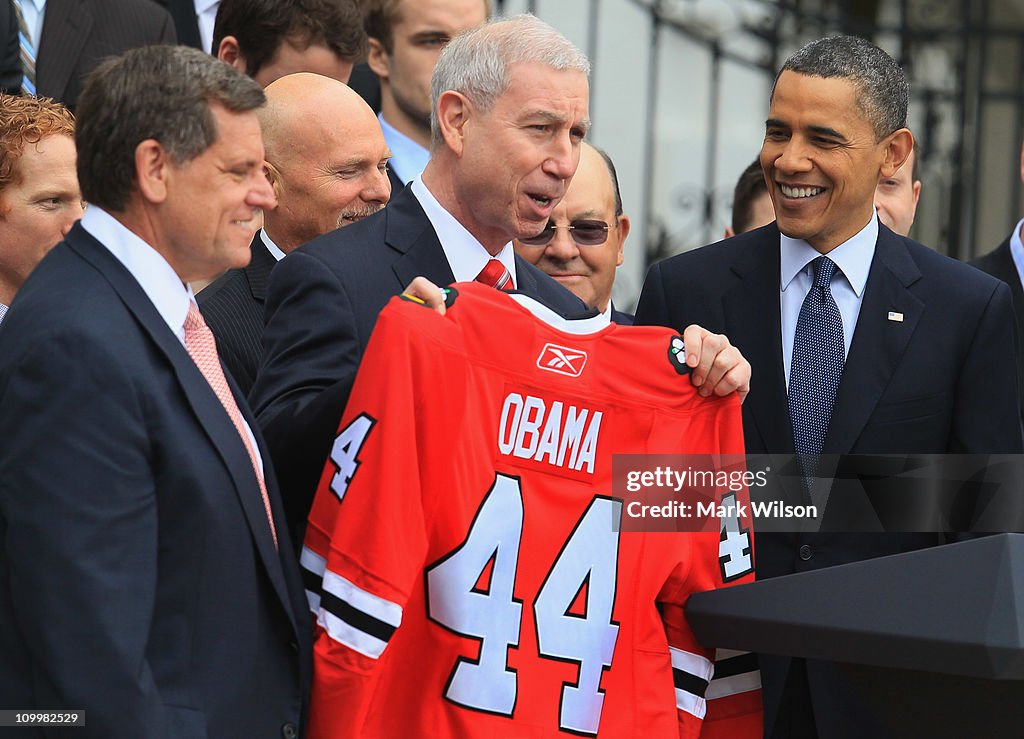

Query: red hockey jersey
303,283,762,738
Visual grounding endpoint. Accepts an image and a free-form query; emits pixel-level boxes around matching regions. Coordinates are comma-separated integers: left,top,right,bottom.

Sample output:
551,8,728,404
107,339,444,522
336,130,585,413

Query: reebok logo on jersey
537,343,588,377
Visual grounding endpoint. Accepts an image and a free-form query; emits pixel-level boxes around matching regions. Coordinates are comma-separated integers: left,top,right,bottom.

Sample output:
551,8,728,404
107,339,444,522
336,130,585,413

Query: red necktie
476,259,513,291
184,303,278,548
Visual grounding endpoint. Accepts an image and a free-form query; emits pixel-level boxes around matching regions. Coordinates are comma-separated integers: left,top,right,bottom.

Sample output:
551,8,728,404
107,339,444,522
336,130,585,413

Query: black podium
687,534,1024,737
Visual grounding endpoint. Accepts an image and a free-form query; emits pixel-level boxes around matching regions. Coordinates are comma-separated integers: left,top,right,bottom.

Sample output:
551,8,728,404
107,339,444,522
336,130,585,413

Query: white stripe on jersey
670,646,714,719
320,570,403,659
707,648,762,699
301,546,327,613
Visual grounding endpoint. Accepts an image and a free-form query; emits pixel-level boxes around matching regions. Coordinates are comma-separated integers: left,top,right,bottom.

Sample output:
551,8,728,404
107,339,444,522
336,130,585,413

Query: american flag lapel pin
887,311,904,322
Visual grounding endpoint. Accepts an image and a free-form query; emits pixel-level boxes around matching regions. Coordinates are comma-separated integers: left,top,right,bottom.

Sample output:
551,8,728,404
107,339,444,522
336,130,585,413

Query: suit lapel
824,228,923,453
36,0,93,101
514,254,541,295
386,188,456,290
66,226,294,615
244,232,276,303
726,228,794,454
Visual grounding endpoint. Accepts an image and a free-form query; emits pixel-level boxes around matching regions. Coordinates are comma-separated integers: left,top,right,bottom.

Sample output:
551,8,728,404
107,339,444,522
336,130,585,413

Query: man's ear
436,90,470,157
134,139,171,204
615,214,630,267
217,36,247,75
366,37,390,80
879,128,913,179
263,161,283,203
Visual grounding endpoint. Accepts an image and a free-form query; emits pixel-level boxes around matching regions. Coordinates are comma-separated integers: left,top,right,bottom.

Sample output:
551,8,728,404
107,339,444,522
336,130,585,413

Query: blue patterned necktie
788,256,845,456
12,0,36,96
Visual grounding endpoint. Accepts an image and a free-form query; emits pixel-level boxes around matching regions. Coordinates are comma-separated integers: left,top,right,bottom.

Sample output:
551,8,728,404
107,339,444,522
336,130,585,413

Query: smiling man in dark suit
250,14,752,544
198,72,391,395
0,46,310,737
636,35,1022,739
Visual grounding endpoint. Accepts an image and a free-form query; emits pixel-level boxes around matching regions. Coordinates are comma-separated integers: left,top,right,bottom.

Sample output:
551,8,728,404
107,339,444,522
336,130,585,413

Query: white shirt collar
259,228,286,262
410,175,517,287
378,113,430,185
80,206,193,344
780,211,878,297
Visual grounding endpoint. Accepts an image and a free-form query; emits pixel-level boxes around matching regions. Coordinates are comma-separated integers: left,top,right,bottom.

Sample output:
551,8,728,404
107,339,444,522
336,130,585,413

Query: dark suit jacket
198,232,276,397
386,160,405,197
0,224,311,738
35,0,176,109
347,61,380,112
610,302,634,325
636,222,1022,739
250,185,587,544
1,0,20,94
154,0,202,50
969,236,1024,424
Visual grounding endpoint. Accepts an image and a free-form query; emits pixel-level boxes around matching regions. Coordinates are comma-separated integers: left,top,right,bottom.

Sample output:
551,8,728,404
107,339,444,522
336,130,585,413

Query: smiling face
516,143,626,311
263,76,392,251
761,70,910,253
0,134,83,303
443,61,589,253
158,103,276,282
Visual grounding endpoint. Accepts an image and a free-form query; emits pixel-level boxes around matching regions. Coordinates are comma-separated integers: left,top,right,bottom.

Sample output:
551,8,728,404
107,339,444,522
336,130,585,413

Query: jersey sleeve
302,298,461,738
657,399,763,739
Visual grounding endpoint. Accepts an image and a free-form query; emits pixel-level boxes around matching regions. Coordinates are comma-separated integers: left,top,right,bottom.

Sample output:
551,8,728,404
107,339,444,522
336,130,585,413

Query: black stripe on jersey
674,668,710,698
301,564,324,597
712,651,759,680
321,589,398,644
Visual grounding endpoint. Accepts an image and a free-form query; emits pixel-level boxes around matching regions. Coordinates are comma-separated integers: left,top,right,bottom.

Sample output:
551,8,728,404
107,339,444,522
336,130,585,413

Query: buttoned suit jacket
198,232,276,397
35,0,176,108
635,221,1023,738
0,224,311,738
249,184,587,544
969,236,1024,425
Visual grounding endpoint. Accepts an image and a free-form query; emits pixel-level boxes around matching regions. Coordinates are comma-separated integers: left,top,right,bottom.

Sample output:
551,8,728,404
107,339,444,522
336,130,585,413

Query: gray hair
429,14,590,147
774,35,908,141
76,45,266,212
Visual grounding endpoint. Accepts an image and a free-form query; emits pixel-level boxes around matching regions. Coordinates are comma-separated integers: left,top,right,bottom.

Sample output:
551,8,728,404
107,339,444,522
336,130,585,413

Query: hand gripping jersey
303,283,762,738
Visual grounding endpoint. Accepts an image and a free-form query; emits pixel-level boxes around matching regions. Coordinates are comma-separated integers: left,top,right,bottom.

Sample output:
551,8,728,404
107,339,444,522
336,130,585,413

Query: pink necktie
476,259,513,291
184,303,278,549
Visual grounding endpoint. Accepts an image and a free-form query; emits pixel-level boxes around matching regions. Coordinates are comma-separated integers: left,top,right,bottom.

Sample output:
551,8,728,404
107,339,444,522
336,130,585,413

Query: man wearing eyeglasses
515,141,634,324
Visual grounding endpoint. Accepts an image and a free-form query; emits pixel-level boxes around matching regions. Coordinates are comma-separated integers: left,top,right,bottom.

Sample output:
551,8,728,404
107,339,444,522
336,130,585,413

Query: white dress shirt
410,175,518,287
380,114,430,185
81,206,263,468
193,0,219,54
780,213,878,384
0,303,8,324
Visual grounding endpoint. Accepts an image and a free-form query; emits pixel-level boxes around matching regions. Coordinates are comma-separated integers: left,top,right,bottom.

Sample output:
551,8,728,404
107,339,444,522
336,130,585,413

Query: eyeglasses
518,219,611,247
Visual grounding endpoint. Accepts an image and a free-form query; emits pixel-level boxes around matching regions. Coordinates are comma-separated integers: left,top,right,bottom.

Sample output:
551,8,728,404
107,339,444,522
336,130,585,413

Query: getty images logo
536,343,588,377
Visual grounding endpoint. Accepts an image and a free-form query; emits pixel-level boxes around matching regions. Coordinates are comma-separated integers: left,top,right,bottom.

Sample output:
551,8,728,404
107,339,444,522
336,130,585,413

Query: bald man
199,72,392,395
